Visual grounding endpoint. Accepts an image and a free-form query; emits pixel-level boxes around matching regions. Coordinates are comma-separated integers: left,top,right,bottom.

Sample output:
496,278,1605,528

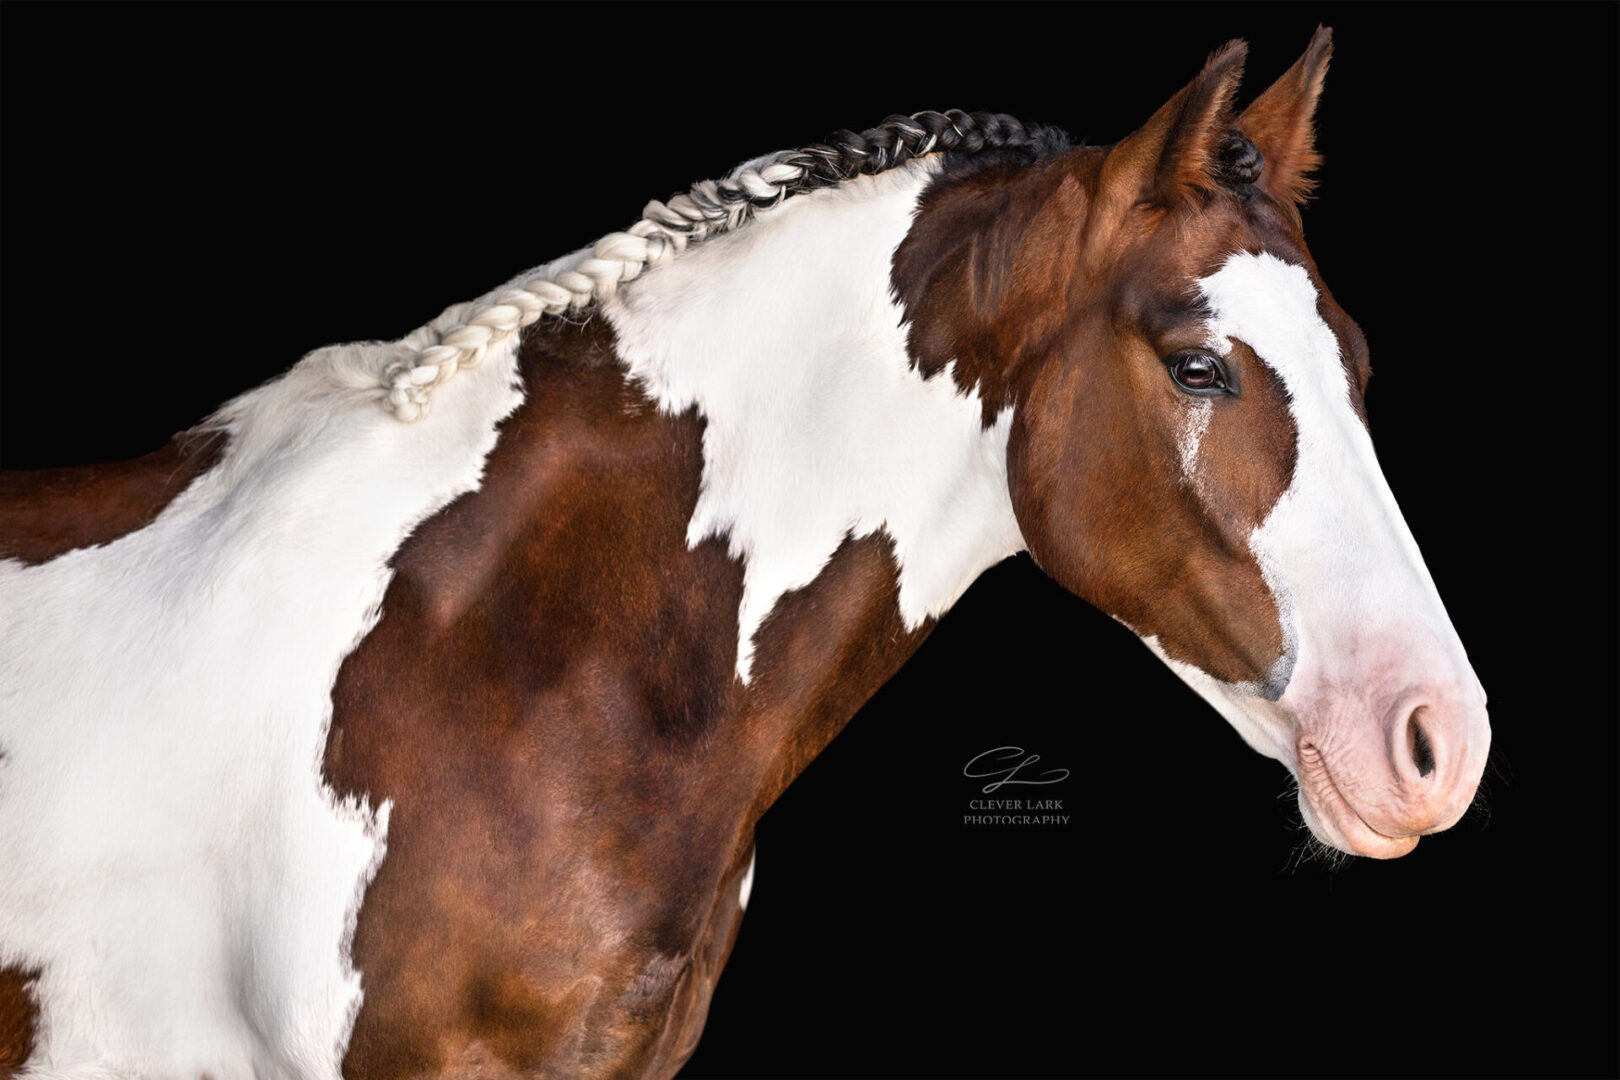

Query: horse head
899,29,1489,857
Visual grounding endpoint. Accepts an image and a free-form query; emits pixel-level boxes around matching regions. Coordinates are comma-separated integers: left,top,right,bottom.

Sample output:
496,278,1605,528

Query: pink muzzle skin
1286,638,1490,858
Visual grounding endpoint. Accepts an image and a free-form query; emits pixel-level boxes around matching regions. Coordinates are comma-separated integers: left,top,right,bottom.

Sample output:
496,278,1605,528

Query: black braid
784,110,1041,190
656,111,1069,231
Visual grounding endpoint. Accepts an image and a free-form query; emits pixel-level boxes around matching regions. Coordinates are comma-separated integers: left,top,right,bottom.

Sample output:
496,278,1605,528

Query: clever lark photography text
962,746,1070,826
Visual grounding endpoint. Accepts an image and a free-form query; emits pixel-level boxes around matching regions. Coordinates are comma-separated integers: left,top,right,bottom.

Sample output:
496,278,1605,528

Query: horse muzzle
1290,671,1491,858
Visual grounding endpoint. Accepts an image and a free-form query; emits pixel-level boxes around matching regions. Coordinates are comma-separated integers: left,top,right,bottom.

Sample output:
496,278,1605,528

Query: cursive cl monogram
963,747,1071,793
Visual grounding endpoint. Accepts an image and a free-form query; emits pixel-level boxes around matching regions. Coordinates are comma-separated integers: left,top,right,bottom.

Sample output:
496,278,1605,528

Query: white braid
380,152,813,422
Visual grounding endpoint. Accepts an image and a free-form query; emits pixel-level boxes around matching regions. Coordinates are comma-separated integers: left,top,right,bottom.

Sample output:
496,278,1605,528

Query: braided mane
381,111,1050,421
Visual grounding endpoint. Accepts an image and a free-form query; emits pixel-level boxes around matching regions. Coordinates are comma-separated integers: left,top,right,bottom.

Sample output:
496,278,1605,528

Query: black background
2,5,1615,1078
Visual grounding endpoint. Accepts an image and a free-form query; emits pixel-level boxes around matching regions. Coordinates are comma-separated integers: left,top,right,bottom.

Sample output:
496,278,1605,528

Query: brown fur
0,968,38,1079
1097,40,1249,218
1237,26,1334,217
325,319,933,1077
0,431,225,564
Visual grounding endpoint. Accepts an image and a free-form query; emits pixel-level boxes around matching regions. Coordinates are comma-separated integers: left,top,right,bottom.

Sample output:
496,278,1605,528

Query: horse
0,26,1490,1078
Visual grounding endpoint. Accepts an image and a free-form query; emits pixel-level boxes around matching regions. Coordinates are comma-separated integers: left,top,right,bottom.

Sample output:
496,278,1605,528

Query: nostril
1408,711,1436,778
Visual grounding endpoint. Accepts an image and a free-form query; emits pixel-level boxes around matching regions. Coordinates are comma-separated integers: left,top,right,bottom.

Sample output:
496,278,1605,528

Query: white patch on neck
1139,250,1472,764
0,321,522,1077
605,161,1027,681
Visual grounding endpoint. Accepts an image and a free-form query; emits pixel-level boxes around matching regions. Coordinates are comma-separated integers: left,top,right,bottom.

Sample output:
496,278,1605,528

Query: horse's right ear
1097,40,1248,216
1236,26,1333,212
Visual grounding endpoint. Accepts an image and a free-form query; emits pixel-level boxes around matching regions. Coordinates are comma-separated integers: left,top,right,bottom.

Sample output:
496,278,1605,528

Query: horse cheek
1006,353,1159,628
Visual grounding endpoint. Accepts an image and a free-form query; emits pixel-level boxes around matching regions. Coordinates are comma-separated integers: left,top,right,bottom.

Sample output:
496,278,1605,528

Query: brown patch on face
1005,312,1294,685
0,429,226,565
1315,289,1373,424
328,318,937,1077
899,138,1306,688
1156,336,1298,680
0,966,39,1077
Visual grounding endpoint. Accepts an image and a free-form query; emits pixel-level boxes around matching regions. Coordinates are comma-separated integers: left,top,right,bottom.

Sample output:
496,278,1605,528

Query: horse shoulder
326,323,757,1076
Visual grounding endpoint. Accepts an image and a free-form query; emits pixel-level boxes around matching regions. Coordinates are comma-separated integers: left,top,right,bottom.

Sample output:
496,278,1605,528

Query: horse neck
320,162,1033,826
602,161,1029,685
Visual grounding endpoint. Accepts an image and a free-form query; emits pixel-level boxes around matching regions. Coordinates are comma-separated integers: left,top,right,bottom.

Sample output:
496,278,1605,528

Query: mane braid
380,110,1042,421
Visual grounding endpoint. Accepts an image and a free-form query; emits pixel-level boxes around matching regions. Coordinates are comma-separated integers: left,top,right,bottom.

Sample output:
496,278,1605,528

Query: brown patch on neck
892,148,1106,424
0,967,40,1077
327,315,940,1076
744,531,933,812
0,429,227,565
328,316,755,1077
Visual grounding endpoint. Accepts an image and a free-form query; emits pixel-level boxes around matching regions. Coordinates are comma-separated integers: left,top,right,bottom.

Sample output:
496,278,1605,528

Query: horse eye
1167,350,1230,395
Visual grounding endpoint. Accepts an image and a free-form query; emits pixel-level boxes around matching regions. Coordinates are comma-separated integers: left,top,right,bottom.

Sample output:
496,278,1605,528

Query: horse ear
1237,25,1333,208
1099,40,1248,212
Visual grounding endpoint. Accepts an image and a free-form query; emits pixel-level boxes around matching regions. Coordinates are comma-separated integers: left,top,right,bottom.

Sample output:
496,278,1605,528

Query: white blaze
1146,251,1479,767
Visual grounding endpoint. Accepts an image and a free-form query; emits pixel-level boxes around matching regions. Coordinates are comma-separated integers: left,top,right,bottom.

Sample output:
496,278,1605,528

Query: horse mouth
1295,742,1419,859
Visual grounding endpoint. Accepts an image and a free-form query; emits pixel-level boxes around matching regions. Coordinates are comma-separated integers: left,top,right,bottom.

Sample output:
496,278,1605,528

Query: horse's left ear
1097,40,1248,216
1237,25,1333,209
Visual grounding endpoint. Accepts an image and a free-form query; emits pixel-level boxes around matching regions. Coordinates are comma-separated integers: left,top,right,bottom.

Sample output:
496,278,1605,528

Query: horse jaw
1143,251,1490,859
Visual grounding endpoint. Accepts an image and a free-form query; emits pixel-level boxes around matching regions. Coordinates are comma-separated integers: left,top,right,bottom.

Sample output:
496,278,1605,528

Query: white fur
382,150,822,420
1144,251,1479,766
738,851,756,911
0,309,523,1077
1177,398,1213,486
1173,399,1235,628
605,161,1027,681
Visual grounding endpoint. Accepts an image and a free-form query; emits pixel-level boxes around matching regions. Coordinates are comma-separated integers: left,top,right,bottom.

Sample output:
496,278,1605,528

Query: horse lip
1296,741,1420,859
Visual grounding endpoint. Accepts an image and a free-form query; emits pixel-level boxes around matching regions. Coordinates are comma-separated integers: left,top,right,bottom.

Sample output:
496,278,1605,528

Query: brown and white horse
0,29,1488,1079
